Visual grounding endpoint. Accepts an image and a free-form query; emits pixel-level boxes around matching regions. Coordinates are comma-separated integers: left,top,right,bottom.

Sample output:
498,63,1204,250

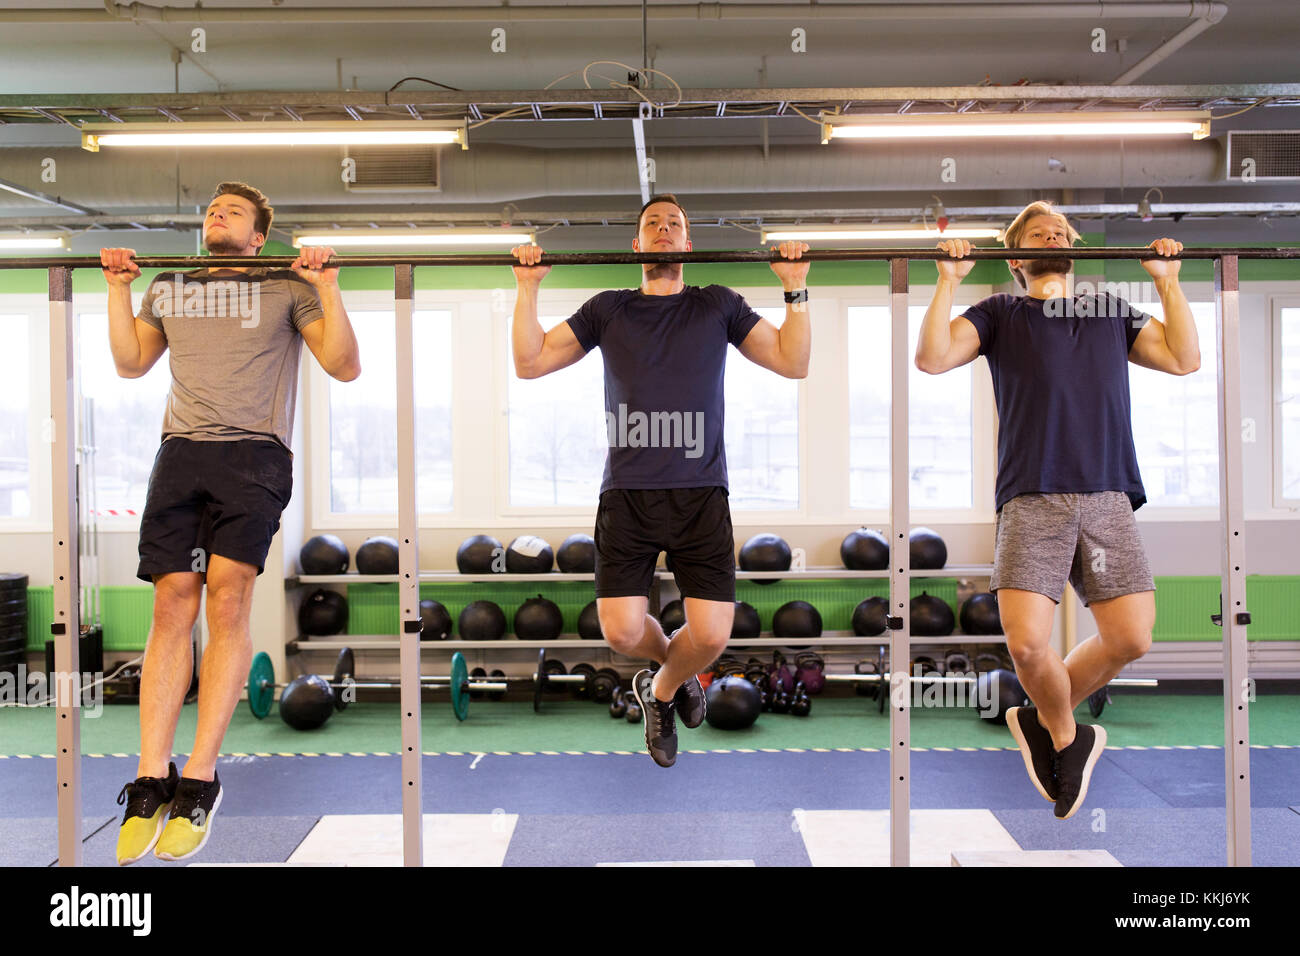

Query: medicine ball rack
29,245,1277,866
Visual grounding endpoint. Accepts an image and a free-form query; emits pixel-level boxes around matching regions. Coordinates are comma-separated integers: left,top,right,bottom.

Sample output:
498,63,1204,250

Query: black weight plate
488,670,506,701
592,668,620,703
533,647,547,712
332,647,356,711
469,667,488,700
569,662,596,699
0,597,29,615
0,574,29,593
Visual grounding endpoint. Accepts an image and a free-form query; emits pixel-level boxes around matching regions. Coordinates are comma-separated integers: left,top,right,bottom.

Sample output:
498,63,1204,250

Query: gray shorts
990,492,1155,607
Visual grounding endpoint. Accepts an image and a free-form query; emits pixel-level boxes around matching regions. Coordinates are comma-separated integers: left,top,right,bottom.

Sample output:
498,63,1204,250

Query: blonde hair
1002,201,1081,287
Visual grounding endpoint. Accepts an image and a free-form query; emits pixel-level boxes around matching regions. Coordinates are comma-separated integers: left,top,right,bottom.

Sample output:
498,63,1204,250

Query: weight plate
450,651,470,722
488,670,506,701
533,647,547,713
247,651,275,720
332,647,356,711
570,662,597,699
592,668,620,703
469,667,487,700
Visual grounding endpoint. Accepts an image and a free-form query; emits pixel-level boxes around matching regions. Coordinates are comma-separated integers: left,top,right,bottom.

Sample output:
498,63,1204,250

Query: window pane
1128,303,1218,506
507,312,606,506
725,307,799,510
0,315,29,518
1278,307,1300,500
77,314,171,516
329,310,452,513
847,306,973,509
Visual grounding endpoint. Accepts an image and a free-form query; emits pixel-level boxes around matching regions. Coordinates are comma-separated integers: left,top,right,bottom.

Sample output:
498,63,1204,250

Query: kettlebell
624,692,642,723
770,689,791,714
770,651,795,695
609,692,628,719
790,680,811,717
794,653,826,695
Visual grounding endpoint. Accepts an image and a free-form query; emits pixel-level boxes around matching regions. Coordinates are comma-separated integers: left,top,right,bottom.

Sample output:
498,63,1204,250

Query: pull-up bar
3,246,1300,270
35,244,1261,869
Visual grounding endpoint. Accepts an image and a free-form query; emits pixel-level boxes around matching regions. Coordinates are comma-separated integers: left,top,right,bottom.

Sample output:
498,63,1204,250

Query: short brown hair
1003,200,1081,287
212,181,273,244
637,193,690,237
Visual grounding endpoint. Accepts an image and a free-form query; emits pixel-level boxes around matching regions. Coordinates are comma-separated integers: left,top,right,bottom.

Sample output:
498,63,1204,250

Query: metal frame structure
5,243,1292,867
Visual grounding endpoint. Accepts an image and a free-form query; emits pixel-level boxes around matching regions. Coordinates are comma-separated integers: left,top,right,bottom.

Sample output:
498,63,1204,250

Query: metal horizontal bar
4,248,1299,271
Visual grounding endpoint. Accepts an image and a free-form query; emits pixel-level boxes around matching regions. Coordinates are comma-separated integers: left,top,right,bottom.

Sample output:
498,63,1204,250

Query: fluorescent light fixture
292,229,535,248
763,225,1003,243
0,234,68,251
82,121,467,151
820,110,1211,143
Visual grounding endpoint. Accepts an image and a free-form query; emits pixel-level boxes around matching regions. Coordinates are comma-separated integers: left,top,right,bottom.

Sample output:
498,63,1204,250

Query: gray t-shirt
137,268,323,449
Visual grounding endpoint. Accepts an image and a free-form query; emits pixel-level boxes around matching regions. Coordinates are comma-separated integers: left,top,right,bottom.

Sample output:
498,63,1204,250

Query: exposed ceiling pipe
0,1,1231,24
1111,10,1224,83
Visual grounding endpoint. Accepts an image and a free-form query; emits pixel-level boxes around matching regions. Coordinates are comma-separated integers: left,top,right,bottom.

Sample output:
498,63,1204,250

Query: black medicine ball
298,589,348,636
419,599,452,641
279,675,335,730
577,600,603,640
299,534,350,575
911,591,955,637
959,592,1003,635
556,534,596,572
458,600,507,641
659,599,686,635
975,668,1027,724
704,676,763,730
731,601,761,640
840,527,889,570
506,535,554,573
852,596,889,637
738,533,792,584
355,536,399,575
772,600,822,638
514,595,564,640
909,527,948,569
456,534,503,573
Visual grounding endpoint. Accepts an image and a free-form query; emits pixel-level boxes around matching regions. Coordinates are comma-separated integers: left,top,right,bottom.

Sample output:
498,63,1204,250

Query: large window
725,306,799,510
77,314,172,516
507,311,608,507
847,306,974,510
1280,306,1300,502
328,310,453,513
1128,302,1218,507
0,314,30,518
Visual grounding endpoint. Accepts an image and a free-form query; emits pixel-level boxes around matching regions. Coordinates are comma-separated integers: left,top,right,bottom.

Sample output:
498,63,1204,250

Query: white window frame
1273,294,1300,511
0,296,52,532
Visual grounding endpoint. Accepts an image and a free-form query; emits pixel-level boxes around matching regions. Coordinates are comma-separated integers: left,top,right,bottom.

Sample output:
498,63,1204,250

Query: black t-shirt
566,284,763,493
961,292,1152,512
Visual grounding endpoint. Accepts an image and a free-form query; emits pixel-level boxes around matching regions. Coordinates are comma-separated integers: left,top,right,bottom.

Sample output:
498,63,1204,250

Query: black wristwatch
783,288,809,304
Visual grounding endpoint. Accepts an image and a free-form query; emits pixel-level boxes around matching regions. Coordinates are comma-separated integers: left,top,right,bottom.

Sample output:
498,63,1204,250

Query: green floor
2,691,1297,756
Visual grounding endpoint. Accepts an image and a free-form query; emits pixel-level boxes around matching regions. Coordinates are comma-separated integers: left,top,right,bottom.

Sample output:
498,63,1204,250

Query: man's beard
204,232,245,255
1022,256,1073,278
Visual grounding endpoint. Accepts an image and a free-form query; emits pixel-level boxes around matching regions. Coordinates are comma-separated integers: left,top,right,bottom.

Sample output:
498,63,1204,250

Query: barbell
247,648,622,724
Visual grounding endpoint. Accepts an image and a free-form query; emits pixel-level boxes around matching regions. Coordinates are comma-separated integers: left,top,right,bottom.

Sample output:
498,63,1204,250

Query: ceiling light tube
820,110,1211,143
82,121,467,151
292,229,535,248
0,234,69,251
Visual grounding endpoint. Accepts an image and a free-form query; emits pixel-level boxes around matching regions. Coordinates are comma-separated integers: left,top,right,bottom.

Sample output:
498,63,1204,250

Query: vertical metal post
1214,255,1251,866
394,264,423,866
49,266,82,866
888,257,911,867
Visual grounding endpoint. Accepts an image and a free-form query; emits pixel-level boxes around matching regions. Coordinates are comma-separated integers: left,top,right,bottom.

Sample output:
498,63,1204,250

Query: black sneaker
632,668,677,768
674,675,707,729
1053,723,1107,820
1006,706,1058,802
154,772,223,861
115,763,180,866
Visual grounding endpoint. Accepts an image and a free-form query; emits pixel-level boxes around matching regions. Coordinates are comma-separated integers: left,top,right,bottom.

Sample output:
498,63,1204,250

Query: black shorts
594,486,735,603
136,437,294,582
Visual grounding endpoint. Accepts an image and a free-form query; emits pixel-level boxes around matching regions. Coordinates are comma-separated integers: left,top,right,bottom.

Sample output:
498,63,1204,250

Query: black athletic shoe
674,675,707,730
1006,706,1058,802
632,668,677,768
1053,723,1107,820
115,763,180,865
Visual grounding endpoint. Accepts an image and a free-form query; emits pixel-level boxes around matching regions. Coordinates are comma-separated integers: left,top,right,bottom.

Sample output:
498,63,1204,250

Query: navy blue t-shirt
566,284,763,493
961,292,1152,512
